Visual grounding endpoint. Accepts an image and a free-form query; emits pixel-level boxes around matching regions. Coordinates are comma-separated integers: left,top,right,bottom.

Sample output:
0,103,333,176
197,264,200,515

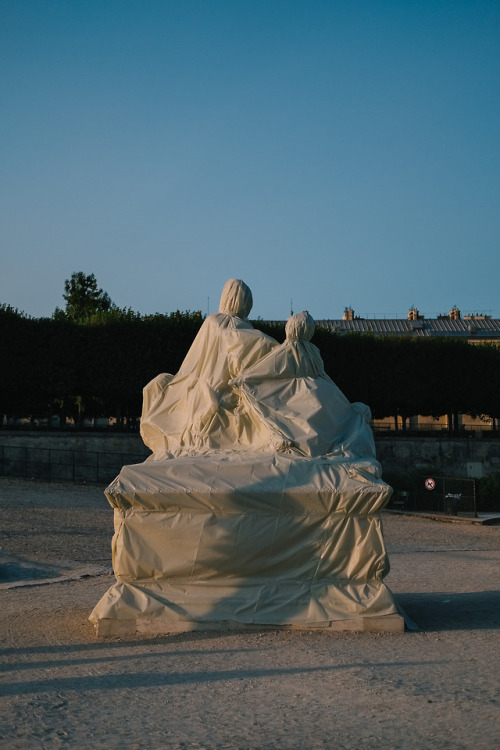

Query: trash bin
444,493,461,515
392,491,408,510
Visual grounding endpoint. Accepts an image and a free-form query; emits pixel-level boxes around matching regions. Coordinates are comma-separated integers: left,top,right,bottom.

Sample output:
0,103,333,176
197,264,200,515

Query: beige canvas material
140,285,277,456
90,284,398,631
90,453,397,627
233,319,376,459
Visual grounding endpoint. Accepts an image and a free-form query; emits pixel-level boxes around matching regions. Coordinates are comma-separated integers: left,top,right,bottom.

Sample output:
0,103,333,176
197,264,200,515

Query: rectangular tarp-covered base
93,580,404,636
90,453,404,635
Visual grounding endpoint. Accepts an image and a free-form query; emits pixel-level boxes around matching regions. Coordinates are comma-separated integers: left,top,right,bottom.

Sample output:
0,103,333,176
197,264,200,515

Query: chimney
408,307,420,321
343,306,354,321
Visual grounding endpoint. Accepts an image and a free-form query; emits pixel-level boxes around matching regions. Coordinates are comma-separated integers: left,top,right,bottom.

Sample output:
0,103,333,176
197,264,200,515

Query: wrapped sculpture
90,279,404,635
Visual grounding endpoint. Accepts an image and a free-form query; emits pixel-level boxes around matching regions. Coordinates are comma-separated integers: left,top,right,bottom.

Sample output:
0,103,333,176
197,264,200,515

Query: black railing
388,475,477,517
0,445,147,484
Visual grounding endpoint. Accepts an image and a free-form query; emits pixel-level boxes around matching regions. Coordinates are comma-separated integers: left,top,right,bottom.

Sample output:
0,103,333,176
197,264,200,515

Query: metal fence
0,445,147,484
390,474,477,517
0,444,480,516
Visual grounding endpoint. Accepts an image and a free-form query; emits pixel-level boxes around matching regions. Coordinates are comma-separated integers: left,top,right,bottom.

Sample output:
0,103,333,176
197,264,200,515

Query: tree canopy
56,272,115,321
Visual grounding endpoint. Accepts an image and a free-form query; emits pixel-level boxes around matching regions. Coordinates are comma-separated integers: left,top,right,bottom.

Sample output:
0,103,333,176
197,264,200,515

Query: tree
56,272,114,321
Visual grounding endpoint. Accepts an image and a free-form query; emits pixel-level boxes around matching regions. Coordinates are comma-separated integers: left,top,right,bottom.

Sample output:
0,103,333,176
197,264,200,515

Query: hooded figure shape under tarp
232,311,377,460
140,278,278,456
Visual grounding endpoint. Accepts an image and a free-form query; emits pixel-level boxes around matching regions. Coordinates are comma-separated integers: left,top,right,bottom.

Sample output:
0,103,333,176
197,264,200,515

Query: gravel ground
0,476,499,750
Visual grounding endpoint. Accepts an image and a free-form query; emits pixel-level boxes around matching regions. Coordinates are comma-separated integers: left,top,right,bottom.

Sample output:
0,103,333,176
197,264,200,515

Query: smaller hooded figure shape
140,279,278,456
234,311,377,459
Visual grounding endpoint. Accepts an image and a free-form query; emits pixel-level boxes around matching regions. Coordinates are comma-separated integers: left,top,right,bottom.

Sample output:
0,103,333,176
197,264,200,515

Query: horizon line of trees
2,272,500,429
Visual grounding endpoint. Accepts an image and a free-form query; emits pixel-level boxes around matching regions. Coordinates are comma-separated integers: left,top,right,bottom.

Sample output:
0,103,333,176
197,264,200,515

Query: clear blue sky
1,0,499,320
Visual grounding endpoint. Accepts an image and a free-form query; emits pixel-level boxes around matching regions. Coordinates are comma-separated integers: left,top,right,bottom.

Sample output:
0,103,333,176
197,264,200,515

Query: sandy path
0,477,499,749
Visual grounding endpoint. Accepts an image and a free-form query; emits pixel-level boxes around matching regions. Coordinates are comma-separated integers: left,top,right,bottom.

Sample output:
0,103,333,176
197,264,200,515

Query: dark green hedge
2,306,500,423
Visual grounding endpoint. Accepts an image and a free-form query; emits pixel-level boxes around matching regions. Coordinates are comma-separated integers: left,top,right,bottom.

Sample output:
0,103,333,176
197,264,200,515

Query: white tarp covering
139,279,277,456
90,281,400,633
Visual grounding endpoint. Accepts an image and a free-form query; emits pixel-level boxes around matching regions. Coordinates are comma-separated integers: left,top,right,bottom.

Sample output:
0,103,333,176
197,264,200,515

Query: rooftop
267,307,500,338
314,316,500,338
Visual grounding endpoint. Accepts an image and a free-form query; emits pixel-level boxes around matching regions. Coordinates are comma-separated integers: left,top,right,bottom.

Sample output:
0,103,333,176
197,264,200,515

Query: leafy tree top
56,272,115,321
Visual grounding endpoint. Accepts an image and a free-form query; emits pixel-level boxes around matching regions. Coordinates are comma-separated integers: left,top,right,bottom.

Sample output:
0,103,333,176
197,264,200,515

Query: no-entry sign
425,477,436,490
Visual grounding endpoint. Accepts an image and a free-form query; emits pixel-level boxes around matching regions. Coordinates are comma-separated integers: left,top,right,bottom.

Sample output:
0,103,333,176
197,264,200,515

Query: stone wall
0,430,150,458
0,431,150,484
375,435,500,478
1,431,499,480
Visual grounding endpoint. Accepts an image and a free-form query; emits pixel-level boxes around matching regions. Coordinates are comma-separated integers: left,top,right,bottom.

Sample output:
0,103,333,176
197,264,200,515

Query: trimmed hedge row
2,307,500,424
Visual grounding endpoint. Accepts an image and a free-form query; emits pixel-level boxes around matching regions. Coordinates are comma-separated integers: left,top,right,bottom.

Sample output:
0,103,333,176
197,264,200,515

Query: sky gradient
1,0,499,321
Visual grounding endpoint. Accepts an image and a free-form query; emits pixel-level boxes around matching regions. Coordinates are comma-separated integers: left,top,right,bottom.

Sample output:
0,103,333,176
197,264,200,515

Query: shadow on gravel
0,659,447,696
397,590,500,631
0,628,301,659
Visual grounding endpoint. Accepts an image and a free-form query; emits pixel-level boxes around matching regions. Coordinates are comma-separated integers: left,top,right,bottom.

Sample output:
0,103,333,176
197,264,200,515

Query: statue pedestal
94,614,404,637
90,453,404,636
